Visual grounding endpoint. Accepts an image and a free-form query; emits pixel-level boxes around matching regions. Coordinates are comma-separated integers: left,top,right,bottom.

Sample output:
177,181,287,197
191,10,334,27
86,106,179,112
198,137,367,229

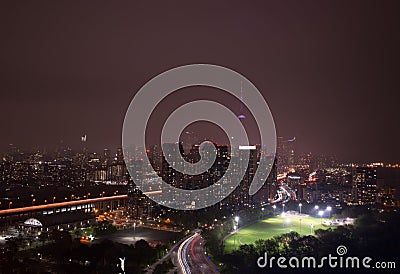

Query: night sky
0,1,399,163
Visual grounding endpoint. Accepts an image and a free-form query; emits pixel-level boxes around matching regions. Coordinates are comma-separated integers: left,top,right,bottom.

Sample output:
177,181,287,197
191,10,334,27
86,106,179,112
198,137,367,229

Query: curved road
177,233,219,274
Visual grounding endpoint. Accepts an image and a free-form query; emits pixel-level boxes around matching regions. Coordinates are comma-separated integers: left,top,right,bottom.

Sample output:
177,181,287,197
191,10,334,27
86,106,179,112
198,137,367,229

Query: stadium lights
318,210,324,224
326,206,332,218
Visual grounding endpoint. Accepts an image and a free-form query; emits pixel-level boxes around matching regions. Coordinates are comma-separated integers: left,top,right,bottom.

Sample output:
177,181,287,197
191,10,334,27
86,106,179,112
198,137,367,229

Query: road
176,233,219,274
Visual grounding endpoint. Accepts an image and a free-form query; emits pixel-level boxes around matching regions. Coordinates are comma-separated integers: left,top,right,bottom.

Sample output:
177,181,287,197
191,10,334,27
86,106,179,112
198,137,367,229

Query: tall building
353,166,377,205
277,137,296,173
224,146,277,209
161,142,185,189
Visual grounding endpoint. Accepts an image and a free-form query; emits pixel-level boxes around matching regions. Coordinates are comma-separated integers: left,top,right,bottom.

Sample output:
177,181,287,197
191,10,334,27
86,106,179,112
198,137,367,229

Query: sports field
224,213,331,253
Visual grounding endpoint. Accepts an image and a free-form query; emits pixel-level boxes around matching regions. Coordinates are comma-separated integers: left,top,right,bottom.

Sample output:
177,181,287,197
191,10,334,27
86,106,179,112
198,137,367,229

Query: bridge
0,190,161,216
0,191,162,225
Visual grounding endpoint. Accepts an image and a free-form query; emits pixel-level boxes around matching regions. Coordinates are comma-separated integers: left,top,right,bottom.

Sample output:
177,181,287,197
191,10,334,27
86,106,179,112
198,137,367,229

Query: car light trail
177,233,198,274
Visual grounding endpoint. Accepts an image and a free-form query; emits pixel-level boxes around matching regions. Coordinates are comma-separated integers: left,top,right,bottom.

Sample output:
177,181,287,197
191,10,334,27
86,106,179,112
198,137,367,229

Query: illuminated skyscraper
277,137,296,172
353,166,377,205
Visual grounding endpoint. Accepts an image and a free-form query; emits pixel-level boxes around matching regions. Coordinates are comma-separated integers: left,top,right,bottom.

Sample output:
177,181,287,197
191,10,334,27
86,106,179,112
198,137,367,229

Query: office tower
353,166,377,205
161,142,185,189
277,137,296,172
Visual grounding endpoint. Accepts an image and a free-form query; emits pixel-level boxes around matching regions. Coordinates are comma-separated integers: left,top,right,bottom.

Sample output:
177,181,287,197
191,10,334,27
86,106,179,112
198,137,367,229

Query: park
224,211,332,253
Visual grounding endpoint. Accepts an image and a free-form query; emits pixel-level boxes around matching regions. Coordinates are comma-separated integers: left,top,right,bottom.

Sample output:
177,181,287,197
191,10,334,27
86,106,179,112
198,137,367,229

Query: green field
224,214,331,253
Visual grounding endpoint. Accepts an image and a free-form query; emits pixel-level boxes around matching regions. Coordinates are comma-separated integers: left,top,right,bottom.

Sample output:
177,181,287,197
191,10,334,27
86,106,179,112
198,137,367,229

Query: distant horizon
2,140,399,165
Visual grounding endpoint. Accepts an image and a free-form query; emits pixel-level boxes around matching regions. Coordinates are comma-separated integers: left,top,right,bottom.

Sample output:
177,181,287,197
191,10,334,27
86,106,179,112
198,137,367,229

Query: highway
177,233,198,274
0,190,161,216
176,233,219,274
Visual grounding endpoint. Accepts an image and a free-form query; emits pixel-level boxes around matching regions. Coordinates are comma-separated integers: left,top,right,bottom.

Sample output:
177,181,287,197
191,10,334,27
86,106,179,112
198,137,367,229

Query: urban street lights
299,203,302,215
9,201,12,209
53,196,56,203
314,205,319,210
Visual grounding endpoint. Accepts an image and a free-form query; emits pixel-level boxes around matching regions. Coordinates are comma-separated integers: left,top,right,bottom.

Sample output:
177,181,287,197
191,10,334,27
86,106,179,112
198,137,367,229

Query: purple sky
0,1,399,162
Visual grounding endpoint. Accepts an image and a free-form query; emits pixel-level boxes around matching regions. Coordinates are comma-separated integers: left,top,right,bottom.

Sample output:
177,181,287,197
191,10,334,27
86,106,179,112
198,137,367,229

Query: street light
32,198,36,206
318,210,324,224
233,225,237,248
299,218,302,234
314,205,319,210
53,196,56,203
9,201,12,209
272,205,276,216
233,216,240,248
282,204,285,215
326,206,332,218
299,203,302,215
235,216,239,230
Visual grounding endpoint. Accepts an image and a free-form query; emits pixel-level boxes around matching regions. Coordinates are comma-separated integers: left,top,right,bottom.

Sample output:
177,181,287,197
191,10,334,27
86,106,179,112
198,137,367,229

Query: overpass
0,190,161,217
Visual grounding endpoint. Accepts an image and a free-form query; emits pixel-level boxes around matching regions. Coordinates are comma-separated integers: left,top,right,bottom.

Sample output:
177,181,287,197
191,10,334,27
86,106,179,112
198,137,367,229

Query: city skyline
1,2,399,273
1,1,399,163
2,135,399,166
